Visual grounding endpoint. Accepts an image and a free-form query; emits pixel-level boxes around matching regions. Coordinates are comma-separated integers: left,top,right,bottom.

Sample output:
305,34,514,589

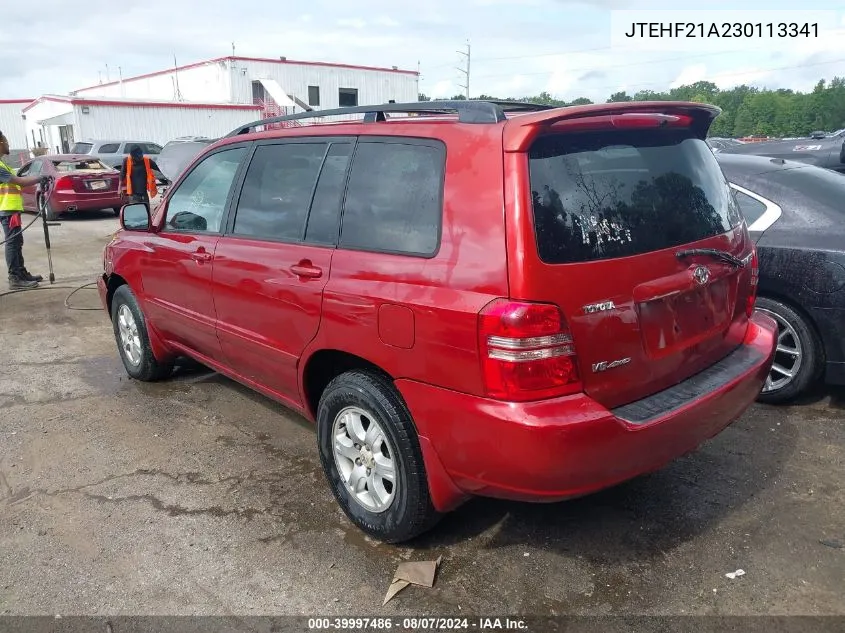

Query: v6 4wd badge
592,357,631,373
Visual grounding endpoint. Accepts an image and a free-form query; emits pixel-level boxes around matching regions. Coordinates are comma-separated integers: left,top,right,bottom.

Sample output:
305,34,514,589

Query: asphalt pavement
0,210,843,618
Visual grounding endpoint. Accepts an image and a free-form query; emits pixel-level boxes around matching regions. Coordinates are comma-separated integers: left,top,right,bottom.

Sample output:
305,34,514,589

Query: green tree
421,75,845,137
607,91,633,102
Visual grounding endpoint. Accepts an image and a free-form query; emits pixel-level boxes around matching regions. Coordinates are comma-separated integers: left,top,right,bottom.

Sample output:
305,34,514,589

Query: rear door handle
191,251,213,263
290,263,322,279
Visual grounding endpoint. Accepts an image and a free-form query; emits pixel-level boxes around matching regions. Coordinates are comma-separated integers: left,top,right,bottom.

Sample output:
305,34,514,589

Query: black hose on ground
0,281,101,311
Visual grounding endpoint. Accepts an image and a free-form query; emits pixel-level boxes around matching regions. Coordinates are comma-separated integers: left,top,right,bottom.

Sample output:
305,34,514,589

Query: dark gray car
717,153,845,403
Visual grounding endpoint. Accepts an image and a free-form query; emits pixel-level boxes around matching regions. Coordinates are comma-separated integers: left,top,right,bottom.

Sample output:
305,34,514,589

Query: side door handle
290,261,322,279
191,250,213,263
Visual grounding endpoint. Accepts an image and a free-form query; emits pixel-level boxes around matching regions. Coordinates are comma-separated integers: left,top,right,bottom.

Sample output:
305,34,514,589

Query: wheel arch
756,290,826,365
300,348,393,422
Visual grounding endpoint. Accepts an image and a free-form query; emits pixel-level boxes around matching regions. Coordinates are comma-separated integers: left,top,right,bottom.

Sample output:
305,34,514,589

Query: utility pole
456,40,470,99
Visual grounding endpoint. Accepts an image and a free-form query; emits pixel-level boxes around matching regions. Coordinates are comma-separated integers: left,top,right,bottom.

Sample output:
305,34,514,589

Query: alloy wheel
331,406,397,513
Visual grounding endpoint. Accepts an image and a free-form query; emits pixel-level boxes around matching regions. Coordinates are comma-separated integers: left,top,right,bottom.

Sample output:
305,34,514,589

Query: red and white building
0,99,33,155
18,55,419,155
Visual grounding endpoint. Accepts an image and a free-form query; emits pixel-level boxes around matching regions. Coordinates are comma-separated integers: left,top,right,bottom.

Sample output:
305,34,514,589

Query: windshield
529,129,743,264
53,159,111,172
69,142,93,154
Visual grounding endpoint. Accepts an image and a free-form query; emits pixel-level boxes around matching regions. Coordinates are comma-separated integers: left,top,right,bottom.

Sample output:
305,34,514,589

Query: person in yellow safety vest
0,130,50,289
120,145,158,205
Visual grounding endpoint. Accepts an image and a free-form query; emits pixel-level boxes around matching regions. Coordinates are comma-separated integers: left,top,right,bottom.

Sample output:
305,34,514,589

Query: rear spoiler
503,101,721,152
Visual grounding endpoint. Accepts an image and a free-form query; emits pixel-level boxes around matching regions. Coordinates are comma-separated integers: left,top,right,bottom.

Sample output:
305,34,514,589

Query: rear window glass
53,159,110,172
529,130,742,264
70,142,93,154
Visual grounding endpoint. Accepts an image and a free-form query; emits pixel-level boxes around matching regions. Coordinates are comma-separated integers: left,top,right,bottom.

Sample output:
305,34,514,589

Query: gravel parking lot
0,210,843,618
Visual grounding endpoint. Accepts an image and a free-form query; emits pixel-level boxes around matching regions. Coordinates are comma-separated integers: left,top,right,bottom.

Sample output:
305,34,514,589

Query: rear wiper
675,248,746,268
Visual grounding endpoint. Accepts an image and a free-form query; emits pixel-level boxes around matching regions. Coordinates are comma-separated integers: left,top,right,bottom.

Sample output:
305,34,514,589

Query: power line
579,57,845,96
423,56,845,98
423,44,620,71
422,45,782,84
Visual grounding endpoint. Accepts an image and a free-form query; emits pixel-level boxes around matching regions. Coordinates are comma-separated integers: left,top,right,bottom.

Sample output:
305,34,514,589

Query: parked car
97,100,777,542
69,139,169,184
722,129,845,173
155,137,216,186
18,154,122,219
716,153,845,403
706,137,746,153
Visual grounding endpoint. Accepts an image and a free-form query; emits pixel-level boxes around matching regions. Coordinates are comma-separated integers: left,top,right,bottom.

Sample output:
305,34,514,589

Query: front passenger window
165,147,247,233
232,142,327,241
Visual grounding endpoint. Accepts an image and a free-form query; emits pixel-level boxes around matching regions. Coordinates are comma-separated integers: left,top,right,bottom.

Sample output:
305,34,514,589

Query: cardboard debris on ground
383,556,443,605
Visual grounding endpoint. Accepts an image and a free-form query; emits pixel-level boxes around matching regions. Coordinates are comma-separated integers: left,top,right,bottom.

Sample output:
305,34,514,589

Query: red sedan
19,154,122,220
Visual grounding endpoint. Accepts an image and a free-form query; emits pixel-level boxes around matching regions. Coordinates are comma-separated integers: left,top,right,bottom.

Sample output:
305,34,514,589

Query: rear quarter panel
304,124,510,396
756,237,845,366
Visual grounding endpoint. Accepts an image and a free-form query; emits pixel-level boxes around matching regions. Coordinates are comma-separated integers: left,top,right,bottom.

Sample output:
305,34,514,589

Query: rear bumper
397,311,777,511
51,192,122,213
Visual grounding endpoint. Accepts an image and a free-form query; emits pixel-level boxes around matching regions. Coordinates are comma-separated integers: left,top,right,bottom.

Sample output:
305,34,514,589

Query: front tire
755,296,823,404
110,284,173,381
317,370,439,543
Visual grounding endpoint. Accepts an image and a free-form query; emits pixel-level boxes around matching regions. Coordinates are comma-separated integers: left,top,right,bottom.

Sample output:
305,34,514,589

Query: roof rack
225,99,556,137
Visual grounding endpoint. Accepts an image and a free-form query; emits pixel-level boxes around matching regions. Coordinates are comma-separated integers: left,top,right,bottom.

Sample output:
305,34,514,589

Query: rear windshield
69,143,93,154
528,129,743,264
53,159,110,172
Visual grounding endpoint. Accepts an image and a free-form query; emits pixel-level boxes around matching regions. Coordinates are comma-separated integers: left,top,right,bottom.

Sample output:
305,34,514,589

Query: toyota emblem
693,265,711,285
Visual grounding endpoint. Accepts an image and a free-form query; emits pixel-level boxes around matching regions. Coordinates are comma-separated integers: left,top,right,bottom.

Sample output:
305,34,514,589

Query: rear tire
755,296,823,404
110,284,173,382
316,370,439,543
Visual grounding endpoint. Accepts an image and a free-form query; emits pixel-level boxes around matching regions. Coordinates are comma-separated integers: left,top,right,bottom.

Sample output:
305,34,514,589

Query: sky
3,0,844,103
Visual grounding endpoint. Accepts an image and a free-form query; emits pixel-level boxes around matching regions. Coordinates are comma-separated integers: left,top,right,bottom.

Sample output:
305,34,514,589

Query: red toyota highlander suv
98,100,777,542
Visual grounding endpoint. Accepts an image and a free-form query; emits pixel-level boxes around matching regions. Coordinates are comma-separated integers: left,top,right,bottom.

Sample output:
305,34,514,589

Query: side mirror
120,203,151,231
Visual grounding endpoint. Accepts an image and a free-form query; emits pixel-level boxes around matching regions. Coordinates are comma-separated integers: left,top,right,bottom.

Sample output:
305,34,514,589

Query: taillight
478,299,581,402
55,176,74,192
551,112,693,133
746,247,759,317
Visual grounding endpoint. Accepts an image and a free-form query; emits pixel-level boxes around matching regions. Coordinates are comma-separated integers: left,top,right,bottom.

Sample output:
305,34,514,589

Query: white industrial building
23,96,263,154
18,55,418,157
71,55,419,114
0,99,32,151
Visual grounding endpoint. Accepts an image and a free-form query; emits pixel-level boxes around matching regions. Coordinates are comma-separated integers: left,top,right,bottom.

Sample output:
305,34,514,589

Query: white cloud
373,16,400,27
3,0,843,103
671,64,707,89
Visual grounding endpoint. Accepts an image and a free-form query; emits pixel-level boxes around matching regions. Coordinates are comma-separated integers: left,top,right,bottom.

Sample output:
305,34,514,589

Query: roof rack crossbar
225,99,555,137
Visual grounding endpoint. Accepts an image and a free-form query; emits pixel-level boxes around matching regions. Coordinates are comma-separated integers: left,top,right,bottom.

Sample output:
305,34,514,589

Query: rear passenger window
732,190,767,227
233,143,327,241
305,143,352,245
529,130,742,264
339,141,444,256
99,144,120,153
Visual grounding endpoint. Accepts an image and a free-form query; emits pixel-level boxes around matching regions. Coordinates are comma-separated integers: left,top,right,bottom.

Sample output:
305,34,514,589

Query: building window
339,88,358,107
308,86,320,107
